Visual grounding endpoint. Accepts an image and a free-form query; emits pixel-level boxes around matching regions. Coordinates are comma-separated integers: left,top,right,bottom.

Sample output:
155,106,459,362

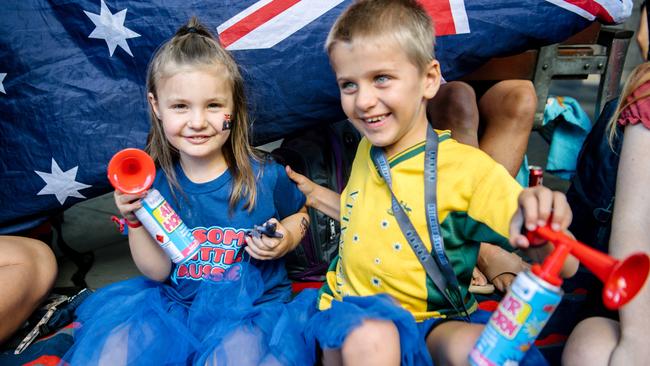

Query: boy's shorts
418,308,549,366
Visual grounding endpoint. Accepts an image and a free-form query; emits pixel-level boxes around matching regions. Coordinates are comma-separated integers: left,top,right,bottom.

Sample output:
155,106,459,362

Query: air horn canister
107,148,200,264
469,225,650,366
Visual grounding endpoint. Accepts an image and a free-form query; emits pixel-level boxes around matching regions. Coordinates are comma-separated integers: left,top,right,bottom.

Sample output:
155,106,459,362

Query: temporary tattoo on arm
300,217,309,236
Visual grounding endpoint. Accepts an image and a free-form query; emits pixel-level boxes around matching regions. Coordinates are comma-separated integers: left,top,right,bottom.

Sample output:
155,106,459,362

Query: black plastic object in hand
246,221,283,239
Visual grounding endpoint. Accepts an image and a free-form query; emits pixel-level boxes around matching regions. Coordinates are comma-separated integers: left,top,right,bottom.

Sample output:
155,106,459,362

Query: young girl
63,18,312,366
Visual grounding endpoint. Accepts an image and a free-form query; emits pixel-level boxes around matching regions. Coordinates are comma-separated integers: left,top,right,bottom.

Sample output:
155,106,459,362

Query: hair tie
187,27,198,34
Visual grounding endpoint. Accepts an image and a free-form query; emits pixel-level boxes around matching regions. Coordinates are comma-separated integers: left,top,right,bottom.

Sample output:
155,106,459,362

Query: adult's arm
608,123,650,365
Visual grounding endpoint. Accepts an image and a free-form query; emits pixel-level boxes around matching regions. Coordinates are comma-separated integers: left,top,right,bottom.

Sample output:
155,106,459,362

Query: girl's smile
184,134,213,144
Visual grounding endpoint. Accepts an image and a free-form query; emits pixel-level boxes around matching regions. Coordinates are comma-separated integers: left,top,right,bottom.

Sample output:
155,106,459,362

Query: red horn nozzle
107,148,156,194
603,253,650,310
528,225,650,310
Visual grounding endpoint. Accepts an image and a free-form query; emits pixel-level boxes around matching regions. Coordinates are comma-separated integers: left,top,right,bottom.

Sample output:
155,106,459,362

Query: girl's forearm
280,207,310,251
128,227,172,281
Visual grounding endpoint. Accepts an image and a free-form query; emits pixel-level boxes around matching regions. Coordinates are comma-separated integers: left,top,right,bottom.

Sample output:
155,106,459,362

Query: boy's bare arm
286,166,341,221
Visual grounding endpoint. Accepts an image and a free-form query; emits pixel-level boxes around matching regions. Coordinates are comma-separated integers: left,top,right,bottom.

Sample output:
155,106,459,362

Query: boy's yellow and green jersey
317,130,523,321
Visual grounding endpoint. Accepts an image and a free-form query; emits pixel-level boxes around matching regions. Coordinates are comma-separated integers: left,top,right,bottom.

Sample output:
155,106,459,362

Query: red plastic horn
527,226,650,310
107,148,156,194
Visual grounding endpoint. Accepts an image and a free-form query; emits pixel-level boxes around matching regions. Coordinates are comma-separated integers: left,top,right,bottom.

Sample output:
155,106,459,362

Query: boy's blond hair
325,0,435,72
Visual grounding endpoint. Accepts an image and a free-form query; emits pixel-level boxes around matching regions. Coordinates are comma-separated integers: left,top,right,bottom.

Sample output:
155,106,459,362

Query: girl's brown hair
145,17,261,211
608,62,650,145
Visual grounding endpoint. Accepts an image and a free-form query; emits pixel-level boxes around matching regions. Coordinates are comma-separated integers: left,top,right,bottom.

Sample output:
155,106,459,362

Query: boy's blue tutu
305,294,549,366
305,294,432,365
63,263,317,366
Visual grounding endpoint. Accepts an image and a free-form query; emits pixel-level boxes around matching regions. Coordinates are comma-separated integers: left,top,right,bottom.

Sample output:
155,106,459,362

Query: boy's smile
330,37,440,157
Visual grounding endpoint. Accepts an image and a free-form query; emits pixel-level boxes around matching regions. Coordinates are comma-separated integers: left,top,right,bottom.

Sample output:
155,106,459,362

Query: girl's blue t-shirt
152,157,306,305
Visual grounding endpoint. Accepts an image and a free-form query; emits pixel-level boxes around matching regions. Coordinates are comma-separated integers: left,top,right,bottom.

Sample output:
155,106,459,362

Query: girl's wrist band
111,216,141,235
125,219,142,228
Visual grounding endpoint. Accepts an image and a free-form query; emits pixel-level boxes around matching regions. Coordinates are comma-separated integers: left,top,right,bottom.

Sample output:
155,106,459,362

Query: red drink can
528,165,543,187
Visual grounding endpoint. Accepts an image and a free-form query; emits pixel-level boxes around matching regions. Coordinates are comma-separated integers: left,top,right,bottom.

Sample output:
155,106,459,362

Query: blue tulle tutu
305,294,549,366
305,294,432,365
63,263,317,366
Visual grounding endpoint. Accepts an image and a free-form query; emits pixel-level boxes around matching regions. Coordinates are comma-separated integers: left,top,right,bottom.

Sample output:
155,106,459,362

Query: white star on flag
84,0,140,57
35,159,92,205
0,73,6,94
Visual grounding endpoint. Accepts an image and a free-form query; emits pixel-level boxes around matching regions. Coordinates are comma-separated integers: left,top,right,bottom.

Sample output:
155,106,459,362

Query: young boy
301,1,578,365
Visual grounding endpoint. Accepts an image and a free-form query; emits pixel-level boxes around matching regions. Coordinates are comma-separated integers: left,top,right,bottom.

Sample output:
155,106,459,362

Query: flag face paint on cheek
223,114,232,131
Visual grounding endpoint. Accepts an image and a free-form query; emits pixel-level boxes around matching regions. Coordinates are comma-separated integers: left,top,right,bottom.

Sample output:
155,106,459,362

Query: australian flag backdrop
0,0,632,229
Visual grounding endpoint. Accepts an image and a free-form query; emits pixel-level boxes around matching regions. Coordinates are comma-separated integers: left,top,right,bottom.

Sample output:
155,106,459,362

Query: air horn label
136,189,200,264
469,271,562,366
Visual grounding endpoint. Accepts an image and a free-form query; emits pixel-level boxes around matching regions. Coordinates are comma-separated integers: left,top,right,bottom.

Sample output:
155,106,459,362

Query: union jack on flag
0,0,632,229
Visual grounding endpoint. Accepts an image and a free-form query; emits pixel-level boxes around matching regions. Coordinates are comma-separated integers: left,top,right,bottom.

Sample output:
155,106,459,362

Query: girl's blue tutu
63,263,317,366
305,294,549,366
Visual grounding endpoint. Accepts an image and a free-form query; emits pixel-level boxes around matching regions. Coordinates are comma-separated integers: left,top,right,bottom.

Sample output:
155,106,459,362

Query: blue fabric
63,159,310,365
515,155,530,187
543,96,593,179
306,294,548,366
4,0,624,228
64,266,316,365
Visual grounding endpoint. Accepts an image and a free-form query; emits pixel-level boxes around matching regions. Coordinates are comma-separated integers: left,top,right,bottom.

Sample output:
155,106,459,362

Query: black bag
566,98,622,254
272,120,360,282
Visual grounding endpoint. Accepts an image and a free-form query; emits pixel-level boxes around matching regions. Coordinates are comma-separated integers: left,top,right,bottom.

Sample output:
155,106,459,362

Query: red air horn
106,148,200,263
527,226,650,310
107,148,156,194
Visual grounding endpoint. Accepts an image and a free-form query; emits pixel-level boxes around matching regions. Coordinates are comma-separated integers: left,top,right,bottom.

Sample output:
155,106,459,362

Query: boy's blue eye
340,81,357,93
171,104,187,110
375,75,390,84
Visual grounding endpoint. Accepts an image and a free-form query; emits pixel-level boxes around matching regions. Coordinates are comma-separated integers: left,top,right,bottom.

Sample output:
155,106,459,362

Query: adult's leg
427,81,480,147
0,235,57,344
478,80,536,176
322,319,400,366
475,81,536,291
429,81,530,293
